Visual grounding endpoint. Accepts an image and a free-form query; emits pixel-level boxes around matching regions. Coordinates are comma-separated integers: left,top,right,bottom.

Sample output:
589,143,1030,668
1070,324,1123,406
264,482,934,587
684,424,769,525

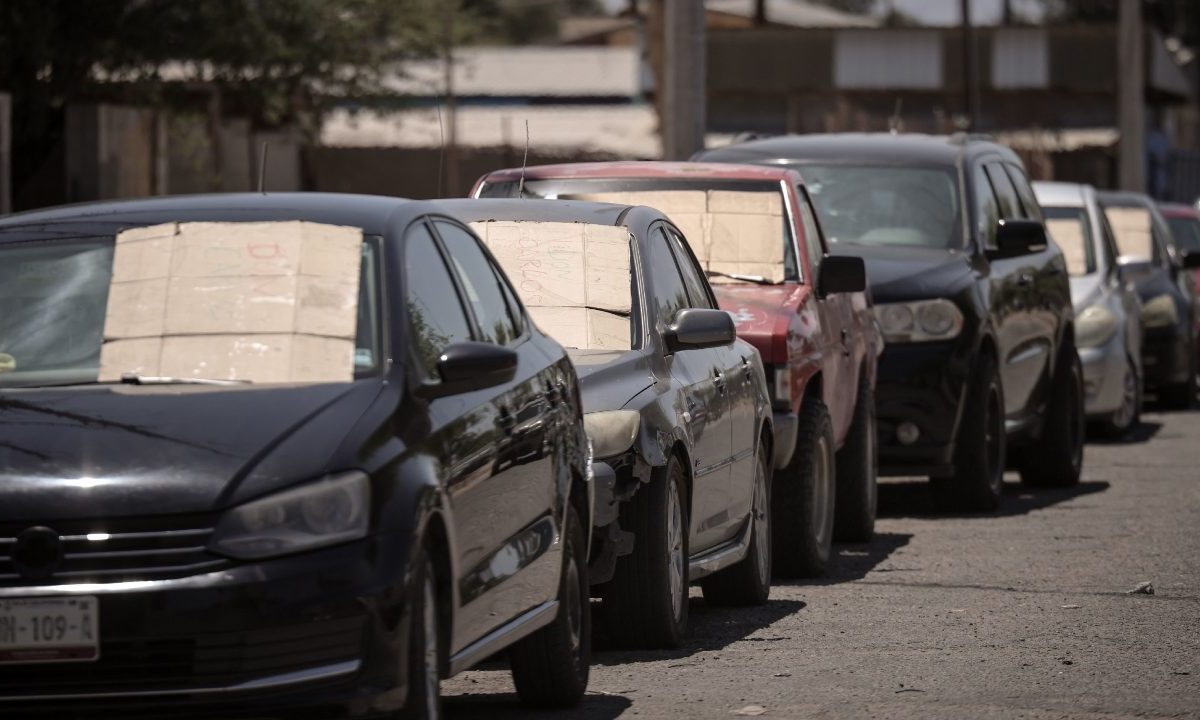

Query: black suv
698,134,1084,511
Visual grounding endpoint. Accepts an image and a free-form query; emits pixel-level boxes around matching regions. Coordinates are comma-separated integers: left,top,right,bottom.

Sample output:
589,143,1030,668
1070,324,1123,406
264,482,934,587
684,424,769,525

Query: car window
1166,215,1200,254
1004,164,1044,222
1102,204,1160,263
435,221,519,345
665,226,714,310
985,163,1022,220
647,227,691,330
973,164,1001,248
404,223,473,377
797,189,825,275
1042,206,1095,277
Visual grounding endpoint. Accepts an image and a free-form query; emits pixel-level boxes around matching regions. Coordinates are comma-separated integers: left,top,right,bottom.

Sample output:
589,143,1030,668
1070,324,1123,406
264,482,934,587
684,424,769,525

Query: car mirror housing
427,341,518,397
817,255,867,298
988,219,1048,260
666,308,737,353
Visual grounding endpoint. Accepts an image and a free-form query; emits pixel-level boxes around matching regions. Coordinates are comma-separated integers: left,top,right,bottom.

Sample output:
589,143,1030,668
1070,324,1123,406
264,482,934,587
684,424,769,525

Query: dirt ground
442,409,1200,719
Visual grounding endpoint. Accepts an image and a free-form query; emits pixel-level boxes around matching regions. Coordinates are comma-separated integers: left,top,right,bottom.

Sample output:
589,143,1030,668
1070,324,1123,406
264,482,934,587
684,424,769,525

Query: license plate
0,596,99,664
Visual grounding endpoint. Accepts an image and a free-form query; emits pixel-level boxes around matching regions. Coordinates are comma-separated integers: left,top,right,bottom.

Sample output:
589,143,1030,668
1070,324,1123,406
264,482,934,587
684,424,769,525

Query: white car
1034,181,1143,436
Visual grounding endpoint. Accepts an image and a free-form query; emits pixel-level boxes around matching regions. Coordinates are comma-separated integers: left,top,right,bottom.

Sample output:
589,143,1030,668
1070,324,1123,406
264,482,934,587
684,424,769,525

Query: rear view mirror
428,341,518,397
817,255,867,298
1181,250,1200,270
988,219,1048,260
666,309,736,353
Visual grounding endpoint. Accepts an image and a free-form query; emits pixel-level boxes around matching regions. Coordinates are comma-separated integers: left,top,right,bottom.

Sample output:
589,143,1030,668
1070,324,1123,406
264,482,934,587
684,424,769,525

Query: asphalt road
443,408,1200,719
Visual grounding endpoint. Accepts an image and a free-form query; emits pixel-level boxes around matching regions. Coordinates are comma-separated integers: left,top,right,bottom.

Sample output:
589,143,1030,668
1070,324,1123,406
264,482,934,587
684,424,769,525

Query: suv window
985,163,1022,220
973,164,1001,248
647,227,691,330
1004,164,1044,222
665,226,714,310
435,221,520,345
797,189,824,277
404,223,473,376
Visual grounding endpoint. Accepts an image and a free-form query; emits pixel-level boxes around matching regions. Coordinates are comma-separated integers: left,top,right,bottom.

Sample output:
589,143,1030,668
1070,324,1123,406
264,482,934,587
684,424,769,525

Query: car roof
696,132,1021,167
435,198,639,227
0,193,436,243
1032,181,1091,207
1158,202,1200,219
1095,190,1157,208
480,160,799,184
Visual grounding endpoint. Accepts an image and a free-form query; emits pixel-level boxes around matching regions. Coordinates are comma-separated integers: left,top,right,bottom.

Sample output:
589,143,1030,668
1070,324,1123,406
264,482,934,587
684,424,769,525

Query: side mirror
427,341,517,397
1182,250,1200,270
666,308,736,353
817,255,867,298
987,219,1048,260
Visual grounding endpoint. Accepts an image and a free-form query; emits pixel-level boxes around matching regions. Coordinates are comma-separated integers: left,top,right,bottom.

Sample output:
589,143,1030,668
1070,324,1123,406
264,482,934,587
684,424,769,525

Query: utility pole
441,1,459,196
1117,0,1145,192
661,0,706,159
960,0,981,130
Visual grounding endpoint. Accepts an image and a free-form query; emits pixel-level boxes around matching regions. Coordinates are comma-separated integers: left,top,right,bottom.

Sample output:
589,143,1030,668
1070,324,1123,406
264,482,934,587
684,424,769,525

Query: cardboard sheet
562,189,788,282
470,220,632,350
1104,207,1155,262
99,221,363,383
1045,218,1090,277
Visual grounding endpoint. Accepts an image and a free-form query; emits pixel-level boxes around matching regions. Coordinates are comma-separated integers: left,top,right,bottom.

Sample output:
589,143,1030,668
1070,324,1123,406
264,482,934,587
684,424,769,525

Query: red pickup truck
473,162,882,575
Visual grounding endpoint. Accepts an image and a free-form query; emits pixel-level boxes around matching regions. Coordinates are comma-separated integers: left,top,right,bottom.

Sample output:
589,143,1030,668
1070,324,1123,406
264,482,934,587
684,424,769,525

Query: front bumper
1142,326,1192,388
1078,338,1129,418
0,536,412,718
874,340,968,477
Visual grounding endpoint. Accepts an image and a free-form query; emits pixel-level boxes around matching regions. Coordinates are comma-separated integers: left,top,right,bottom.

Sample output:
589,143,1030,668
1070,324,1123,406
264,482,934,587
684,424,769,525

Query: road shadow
877,478,1110,519
590,597,806,665
446,692,632,720
823,531,912,583
1088,419,1163,444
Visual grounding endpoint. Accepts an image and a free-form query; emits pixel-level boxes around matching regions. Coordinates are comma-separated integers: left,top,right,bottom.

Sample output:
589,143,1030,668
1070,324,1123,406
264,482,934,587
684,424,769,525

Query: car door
1005,162,1068,371
979,160,1049,419
645,225,733,554
665,223,753,546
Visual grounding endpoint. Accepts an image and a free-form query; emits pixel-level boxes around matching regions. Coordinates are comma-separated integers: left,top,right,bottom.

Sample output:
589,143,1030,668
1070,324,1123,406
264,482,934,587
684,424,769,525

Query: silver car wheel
752,458,770,586
667,478,685,622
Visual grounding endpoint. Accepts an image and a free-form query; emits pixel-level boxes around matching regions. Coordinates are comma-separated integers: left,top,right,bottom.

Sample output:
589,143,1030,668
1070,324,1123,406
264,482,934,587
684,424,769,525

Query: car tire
1162,335,1196,410
400,546,442,720
772,398,836,579
932,352,1005,512
1093,354,1140,438
602,457,689,649
834,374,877,542
510,504,590,707
700,441,771,606
1016,345,1085,488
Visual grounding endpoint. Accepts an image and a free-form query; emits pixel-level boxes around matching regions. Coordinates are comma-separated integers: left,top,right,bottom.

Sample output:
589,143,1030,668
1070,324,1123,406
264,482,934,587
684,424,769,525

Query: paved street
444,408,1200,719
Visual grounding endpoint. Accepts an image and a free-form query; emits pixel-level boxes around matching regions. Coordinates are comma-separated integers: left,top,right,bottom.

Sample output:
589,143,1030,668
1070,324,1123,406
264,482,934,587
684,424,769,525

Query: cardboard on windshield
99,221,362,383
1045,218,1089,276
470,220,631,350
1104,207,1154,261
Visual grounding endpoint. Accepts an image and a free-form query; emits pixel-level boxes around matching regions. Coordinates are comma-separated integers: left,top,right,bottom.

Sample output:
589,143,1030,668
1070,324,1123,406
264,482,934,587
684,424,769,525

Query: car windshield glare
0,221,382,388
1042,206,1096,277
798,164,961,249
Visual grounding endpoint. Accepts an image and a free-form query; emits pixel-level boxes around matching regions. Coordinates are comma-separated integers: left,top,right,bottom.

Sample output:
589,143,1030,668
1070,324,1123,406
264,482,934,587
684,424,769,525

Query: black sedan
441,199,774,649
698,134,1084,511
0,194,591,718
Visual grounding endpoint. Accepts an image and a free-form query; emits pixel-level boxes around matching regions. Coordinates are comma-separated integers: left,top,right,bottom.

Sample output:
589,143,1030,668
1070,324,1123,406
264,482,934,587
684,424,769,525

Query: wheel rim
565,552,583,665
1113,363,1137,429
985,385,1003,494
667,478,685,622
752,458,770,586
812,435,833,546
421,572,440,719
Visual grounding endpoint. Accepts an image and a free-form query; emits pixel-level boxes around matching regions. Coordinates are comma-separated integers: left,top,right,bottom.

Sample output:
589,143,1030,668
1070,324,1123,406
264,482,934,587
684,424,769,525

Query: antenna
436,103,446,197
257,141,269,193
518,119,530,198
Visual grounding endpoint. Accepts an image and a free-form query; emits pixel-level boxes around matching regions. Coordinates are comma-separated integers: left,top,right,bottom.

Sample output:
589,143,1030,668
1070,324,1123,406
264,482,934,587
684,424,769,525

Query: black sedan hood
830,243,974,303
0,381,382,522
567,349,655,413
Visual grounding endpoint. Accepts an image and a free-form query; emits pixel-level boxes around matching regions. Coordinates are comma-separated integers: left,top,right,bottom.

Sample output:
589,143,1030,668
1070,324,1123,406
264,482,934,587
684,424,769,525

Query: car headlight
873,300,964,342
209,471,370,560
1076,305,1118,348
583,410,640,459
1142,294,1179,329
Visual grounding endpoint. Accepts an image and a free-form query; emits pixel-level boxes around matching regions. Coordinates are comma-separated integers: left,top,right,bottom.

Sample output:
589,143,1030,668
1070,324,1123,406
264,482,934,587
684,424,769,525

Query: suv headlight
873,300,964,343
209,471,370,560
1142,294,1179,329
1076,305,1118,348
584,410,640,459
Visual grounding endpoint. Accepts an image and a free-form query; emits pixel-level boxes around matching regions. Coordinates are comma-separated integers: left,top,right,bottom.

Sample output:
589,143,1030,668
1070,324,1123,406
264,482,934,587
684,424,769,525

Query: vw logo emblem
12,527,64,579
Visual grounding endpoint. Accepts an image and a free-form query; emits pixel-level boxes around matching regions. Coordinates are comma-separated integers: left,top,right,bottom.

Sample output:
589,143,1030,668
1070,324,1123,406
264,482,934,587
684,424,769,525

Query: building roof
707,0,878,28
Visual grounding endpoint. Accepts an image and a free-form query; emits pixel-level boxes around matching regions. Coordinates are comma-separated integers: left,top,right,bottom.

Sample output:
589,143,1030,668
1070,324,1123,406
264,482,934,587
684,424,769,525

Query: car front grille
0,515,229,586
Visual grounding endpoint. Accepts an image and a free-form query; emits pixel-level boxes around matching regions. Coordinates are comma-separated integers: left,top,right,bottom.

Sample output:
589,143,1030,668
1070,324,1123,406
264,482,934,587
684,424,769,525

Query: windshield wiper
119,373,251,386
704,270,780,285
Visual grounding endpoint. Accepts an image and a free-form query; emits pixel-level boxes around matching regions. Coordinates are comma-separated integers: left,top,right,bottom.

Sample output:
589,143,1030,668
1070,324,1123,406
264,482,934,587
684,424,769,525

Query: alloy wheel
752,459,770,587
667,478,685,622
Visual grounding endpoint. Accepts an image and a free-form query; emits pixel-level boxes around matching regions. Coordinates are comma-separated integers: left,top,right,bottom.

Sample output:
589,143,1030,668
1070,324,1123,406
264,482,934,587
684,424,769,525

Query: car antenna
257,140,269,193
518,119,530,198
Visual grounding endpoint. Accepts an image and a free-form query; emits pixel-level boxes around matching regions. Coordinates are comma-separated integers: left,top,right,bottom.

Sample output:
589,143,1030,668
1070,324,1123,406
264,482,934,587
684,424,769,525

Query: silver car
1034,181,1143,436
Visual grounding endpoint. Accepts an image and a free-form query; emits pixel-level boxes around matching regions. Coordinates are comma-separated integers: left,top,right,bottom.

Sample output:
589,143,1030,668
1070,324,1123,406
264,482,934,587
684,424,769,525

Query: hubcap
1113,364,1137,429
812,435,833,547
752,458,770,586
667,478,685,622
421,573,439,719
